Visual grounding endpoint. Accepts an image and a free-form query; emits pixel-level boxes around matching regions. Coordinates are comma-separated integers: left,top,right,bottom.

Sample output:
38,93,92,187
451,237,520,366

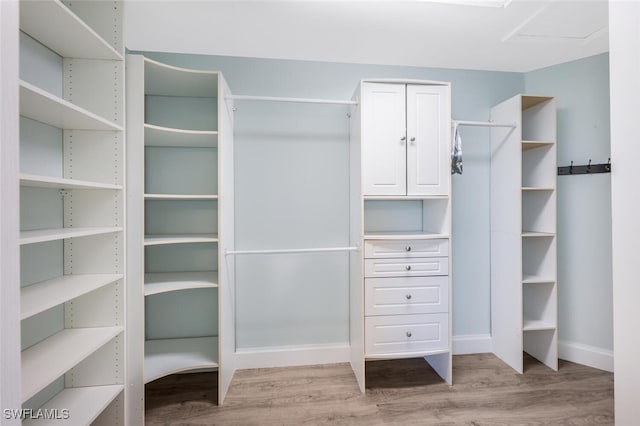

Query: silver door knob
406,331,412,338
400,136,407,141
410,137,416,143
406,294,412,300
405,265,411,271
405,246,412,252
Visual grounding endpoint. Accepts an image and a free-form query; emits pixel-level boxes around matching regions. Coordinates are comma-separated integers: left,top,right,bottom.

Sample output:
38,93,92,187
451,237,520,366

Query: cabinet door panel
406,85,450,196
361,82,406,196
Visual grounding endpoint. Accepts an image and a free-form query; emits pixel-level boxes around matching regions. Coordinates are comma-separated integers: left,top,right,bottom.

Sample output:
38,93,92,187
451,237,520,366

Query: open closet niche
490,94,558,373
126,55,236,419
349,79,453,391
18,0,126,423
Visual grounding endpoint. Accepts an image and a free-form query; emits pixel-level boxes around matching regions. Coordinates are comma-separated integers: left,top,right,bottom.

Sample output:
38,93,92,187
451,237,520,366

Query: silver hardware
59,190,70,196
405,246,412,252
410,137,416,142
406,294,412,300
406,331,412,338
400,136,407,141
405,265,411,271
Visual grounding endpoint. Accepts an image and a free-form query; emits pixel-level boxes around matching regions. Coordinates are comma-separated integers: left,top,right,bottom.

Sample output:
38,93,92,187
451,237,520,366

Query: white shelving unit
491,94,558,374
16,1,126,423
349,79,453,392
126,55,236,419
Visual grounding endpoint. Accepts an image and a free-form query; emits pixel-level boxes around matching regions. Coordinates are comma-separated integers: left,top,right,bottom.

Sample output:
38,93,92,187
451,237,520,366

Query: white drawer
365,313,449,356
365,276,448,316
364,257,448,278
364,239,448,259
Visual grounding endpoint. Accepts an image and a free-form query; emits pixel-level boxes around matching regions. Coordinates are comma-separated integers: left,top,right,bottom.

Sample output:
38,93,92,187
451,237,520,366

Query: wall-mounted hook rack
558,158,611,175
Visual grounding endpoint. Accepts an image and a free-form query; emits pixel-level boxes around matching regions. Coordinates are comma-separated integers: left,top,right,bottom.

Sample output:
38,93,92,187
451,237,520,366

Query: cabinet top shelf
144,57,218,97
144,124,218,148
20,0,123,61
521,95,554,111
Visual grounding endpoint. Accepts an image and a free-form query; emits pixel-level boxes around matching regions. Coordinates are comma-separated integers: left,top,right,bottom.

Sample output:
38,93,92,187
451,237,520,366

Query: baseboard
234,343,351,370
558,340,613,372
452,334,493,355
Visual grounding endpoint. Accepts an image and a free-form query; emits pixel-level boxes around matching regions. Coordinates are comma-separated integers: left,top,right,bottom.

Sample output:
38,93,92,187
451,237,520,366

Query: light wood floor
145,353,613,425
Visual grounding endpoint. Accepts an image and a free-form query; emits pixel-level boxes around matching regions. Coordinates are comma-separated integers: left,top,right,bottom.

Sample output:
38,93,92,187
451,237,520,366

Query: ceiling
124,0,609,73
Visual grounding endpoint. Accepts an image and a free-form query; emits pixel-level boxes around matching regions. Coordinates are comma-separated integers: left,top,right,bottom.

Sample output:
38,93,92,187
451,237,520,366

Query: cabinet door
406,84,450,196
361,82,406,196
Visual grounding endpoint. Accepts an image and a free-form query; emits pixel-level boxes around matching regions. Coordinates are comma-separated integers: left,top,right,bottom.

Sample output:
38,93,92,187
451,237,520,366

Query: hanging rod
226,94,358,106
453,120,516,128
225,246,359,256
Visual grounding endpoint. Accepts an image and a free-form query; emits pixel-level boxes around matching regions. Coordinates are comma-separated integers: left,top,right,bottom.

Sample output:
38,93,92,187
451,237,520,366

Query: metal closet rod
453,120,516,128
226,246,359,256
226,94,358,105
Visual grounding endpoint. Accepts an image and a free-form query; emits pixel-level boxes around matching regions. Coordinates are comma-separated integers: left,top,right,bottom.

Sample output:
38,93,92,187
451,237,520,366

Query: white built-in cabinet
15,0,126,423
350,80,453,392
126,55,236,418
361,82,450,196
490,94,558,373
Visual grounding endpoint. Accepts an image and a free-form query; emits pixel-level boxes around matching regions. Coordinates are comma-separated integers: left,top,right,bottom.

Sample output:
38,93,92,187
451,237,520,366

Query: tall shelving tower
490,94,558,373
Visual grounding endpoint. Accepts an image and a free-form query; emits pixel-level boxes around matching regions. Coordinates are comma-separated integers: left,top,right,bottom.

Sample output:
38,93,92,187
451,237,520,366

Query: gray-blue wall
526,53,613,352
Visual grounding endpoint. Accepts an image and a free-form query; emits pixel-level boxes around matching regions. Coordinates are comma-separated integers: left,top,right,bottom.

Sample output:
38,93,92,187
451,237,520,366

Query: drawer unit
364,239,448,259
364,257,448,278
365,276,448,316
365,313,449,356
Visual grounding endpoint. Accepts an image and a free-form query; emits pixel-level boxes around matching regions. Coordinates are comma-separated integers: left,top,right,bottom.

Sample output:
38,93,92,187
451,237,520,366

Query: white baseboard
234,343,351,370
558,340,613,372
453,334,493,355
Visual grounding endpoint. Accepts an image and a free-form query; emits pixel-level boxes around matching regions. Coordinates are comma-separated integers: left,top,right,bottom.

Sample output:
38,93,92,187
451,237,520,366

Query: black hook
587,159,592,172
605,158,611,172
569,160,573,174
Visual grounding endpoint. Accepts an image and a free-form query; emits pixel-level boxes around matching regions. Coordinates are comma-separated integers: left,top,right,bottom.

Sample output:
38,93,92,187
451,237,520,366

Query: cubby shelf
363,195,449,201
522,232,555,238
144,124,218,148
144,337,219,384
144,58,218,97
522,187,555,191
20,174,122,190
523,320,557,331
21,274,123,320
19,0,122,61
22,327,123,402
145,194,218,200
144,272,218,296
363,231,450,240
20,227,123,245
522,140,554,151
23,385,124,426
20,81,122,131
522,275,556,284
143,234,219,246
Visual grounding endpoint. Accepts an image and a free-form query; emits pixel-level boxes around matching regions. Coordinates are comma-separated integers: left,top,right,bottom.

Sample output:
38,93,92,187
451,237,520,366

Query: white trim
226,246,358,256
558,340,613,373
233,344,350,370
227,94,357,106
453,334,493,355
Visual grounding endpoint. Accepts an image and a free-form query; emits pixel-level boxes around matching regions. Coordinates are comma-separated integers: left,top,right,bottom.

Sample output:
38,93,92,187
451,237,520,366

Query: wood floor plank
145,353,613,425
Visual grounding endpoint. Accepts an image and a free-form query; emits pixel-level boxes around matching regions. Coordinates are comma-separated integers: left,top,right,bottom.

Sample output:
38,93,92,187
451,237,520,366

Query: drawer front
365,276,448,316
364,239,448,259
364,257,448,278
365,313,449,356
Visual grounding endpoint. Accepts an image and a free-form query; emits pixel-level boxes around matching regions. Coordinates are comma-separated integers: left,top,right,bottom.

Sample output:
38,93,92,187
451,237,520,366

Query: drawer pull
405,265,412,271
405,294,412,300
406,331,412,338
405,246,412,252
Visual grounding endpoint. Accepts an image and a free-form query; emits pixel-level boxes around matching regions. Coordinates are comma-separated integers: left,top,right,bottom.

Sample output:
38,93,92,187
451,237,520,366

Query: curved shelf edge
144,337,219,384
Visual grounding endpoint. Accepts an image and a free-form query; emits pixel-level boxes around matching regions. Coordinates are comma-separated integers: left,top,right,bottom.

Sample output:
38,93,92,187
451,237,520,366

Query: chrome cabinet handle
405,246,412,252
406,331,412,338
405,265,411,271
405,294,412,300
400,136,407,141
410,137,416,143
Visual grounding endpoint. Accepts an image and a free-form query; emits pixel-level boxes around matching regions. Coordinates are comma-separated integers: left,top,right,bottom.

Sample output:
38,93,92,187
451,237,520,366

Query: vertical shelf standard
491,94,557,373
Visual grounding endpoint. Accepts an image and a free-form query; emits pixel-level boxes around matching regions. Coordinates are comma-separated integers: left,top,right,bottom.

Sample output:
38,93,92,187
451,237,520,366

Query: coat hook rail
558,158,611,176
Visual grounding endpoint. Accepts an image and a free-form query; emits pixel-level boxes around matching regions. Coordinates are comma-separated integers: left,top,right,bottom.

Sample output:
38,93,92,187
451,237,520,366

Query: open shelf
363,195,449,201
365,348,450,360
522,186,555,191
21,274,123,320
19,0,122,61
522,275,555,284
20,227,122,245
523,319,557,331
144,234,219,246
145,124,218,148
145,272,218,296
145,193,218,200
22,327,123,402
522,140,554,151
144,58,218,97
144,336,218,384
20,81,122,131
23,385,123,426
20,174,122,190
522,232,556,238
363,231,449,240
